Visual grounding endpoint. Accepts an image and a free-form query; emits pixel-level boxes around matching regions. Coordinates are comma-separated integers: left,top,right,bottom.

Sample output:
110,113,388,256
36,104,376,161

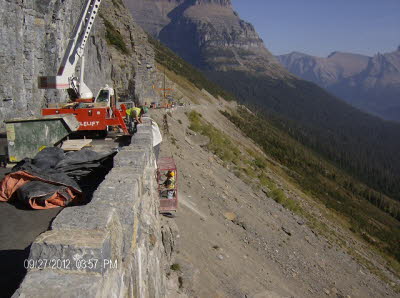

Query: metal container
4,115,79,162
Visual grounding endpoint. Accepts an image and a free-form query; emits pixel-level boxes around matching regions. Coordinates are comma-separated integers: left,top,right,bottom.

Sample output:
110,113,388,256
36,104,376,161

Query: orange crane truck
39,0,130,135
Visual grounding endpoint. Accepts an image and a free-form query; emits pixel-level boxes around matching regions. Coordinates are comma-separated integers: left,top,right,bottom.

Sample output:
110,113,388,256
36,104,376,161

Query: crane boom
39,0,131,136
39,0,102,99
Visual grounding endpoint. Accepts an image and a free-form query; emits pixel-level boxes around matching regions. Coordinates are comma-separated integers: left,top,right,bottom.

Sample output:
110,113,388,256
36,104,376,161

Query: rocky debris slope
126,0,288,77
278,47,400,121
0,0,158,127
150,71,399,297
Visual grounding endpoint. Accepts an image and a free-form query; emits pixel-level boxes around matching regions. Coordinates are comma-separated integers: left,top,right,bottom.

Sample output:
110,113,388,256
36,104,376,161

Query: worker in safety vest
126,106,144,124
163,171,175,199
126,106,148,134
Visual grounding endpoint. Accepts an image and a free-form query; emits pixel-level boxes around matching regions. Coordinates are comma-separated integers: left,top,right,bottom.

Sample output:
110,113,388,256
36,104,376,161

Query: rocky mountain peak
194,0,231,6
127,0,287,76
327,51,341,58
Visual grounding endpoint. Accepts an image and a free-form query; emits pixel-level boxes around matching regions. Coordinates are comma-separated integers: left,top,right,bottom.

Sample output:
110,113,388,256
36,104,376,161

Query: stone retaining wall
12,120,166,298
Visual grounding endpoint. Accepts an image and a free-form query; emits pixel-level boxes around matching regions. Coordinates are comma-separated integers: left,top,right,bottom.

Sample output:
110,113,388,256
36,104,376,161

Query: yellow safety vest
165,177,175,189
126,107,141,117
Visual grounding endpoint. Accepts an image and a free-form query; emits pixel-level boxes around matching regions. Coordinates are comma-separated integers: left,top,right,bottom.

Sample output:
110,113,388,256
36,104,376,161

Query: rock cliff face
125,0,288,76
278,48,400,121
0,0,158,127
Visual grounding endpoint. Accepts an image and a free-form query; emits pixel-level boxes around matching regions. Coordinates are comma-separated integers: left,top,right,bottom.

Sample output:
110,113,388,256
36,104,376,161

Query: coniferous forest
222,108,400,262
207,71,400,202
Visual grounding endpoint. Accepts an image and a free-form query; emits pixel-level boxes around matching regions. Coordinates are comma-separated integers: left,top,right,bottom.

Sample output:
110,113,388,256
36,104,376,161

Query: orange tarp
0,171,82,209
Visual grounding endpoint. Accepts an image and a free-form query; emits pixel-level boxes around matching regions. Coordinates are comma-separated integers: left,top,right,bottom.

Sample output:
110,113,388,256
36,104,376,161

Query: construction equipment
39,0,130,135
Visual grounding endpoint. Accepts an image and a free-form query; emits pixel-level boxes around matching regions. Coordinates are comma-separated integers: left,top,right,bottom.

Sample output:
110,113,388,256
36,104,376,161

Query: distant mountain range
125,0,400,200
126,0,400,122
277,47,400,122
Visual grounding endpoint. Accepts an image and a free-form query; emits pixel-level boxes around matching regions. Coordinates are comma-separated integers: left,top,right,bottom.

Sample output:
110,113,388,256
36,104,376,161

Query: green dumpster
5,115,79,162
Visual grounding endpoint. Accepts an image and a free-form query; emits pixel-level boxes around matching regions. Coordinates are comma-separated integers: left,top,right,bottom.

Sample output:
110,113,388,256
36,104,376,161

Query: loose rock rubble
153,95,399,298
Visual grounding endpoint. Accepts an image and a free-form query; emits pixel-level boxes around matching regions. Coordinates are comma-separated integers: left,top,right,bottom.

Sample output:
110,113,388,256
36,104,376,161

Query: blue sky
231,0,400,57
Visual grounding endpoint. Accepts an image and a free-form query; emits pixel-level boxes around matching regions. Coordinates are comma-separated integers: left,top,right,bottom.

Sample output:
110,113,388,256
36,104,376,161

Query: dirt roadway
152,101,398,298
0,167,61,298
0,135,128,298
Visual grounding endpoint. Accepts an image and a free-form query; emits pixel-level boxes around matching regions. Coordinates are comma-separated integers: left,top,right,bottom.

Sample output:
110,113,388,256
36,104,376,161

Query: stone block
121,143,149,152
91,183,140,224
94,167,142,200
120,145,153,167
51,205,117,231
135,131,152,140
91,187,141,258
114,150,148,169
50,205,123,265
29,229,114,274
134,131,152,140
136,124,152,134
12,271,104,298
131,133,153,150
104,166,143,182
89,170,143,258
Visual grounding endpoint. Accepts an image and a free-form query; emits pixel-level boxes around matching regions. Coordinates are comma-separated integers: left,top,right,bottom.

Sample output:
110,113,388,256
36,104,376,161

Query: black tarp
0,147,116,209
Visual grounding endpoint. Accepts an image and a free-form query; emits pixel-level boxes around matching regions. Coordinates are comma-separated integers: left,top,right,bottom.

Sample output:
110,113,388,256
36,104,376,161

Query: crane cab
94,85,115,108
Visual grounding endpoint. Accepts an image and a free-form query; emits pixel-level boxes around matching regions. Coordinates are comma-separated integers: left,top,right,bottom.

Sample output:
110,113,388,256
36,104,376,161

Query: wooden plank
61,139,92,151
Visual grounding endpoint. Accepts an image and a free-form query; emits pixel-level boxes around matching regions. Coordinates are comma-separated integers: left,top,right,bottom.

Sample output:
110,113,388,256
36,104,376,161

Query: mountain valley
0,0,399,296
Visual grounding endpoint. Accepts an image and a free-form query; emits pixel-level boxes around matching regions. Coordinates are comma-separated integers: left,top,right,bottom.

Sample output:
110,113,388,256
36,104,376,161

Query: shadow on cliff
0,247,30,298
158,0,207,68
166,0,196,20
